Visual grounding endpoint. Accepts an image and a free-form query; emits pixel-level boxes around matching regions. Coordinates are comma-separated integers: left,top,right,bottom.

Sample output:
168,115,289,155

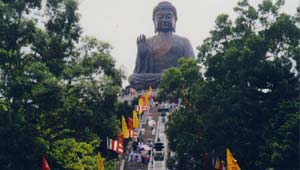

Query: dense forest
0,0,124,169
161,0,299,170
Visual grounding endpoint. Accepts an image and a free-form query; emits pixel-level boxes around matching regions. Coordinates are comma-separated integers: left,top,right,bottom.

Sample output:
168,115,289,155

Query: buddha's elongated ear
153,19,158,33
173,23,176,32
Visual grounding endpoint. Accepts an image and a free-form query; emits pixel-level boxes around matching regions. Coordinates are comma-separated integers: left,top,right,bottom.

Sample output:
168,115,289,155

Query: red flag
128,117,134,138
117,133,124,154
140,95,145,100
128,117,133,130
135,105,150,112
42,155,51,170
215,159,226,170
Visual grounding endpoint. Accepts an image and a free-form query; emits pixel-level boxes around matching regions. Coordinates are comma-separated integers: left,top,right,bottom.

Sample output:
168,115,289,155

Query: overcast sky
78,0,299,84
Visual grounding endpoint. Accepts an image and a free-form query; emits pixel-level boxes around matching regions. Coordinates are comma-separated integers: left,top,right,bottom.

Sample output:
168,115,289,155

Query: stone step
123,106,160,170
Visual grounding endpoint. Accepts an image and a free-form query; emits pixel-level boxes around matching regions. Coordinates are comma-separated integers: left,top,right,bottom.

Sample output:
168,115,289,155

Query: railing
118,89,159,103
120,88,159,98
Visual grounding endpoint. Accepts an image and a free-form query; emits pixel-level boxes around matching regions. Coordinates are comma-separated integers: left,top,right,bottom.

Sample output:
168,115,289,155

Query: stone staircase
123,105,159,170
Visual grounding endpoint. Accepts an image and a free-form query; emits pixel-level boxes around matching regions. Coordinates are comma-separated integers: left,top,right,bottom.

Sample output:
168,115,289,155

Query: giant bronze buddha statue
129,1,194,90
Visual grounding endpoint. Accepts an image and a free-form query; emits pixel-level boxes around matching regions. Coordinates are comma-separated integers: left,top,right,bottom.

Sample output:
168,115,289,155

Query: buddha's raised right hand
137,34,149,57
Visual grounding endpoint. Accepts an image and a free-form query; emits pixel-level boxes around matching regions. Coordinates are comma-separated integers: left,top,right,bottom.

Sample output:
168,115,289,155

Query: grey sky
78,0,299,84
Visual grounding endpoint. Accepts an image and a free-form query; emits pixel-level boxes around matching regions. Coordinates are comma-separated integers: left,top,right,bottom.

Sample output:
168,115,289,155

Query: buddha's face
154,9,176,32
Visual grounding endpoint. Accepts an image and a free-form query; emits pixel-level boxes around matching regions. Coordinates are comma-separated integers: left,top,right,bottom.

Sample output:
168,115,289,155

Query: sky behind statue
78,0,299,86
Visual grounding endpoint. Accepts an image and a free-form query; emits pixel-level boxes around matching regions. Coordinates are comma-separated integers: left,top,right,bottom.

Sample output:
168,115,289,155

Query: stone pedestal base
129,73,161,91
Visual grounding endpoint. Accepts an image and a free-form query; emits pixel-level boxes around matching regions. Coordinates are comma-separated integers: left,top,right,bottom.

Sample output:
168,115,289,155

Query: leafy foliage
162,1,299,170
0,0,122,169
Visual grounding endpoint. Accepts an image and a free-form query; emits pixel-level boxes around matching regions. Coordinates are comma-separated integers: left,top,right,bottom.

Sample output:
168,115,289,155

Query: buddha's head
153,1,177,33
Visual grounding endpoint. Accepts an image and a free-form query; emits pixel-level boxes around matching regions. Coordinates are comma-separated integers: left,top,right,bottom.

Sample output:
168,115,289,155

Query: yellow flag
149,86,152,94
138,98,144,114
121,116,129,138
133,110,139,129
227,148,241,170
144,93,149,106
97,152,104,170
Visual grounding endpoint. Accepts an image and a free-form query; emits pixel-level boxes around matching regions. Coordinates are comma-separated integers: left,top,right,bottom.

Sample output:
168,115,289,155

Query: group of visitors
129,139,153,165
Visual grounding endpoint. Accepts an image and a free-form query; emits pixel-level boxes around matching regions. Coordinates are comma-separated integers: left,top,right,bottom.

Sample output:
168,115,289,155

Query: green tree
0,0,122,169
162,0,299,170
197,1,299,169
166,108,205,170
159,67,183,101
160,58,204,170
159,58,202,103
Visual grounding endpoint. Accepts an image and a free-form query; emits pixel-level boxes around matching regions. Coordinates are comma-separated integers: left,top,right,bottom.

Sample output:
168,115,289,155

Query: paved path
148,114,168,170
121,102,172,170
123,105,159,170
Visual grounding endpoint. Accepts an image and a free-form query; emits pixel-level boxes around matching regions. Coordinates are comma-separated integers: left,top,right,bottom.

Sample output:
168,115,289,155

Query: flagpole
212,148,215,169
106,136,109,158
